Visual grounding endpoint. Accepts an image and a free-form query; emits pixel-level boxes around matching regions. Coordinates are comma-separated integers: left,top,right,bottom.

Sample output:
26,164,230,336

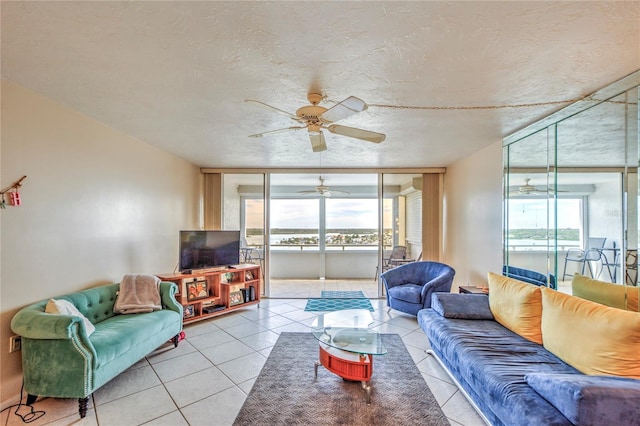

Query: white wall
270,251,377,279
443,141,504,290
1,79,201,406
589,179,624,249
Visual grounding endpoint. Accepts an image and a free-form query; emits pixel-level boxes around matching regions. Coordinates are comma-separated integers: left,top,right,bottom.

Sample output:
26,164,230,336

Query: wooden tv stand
156,264,261,324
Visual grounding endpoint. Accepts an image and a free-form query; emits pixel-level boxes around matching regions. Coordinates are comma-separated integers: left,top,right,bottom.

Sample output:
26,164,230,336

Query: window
267,197,387,252
325,198,379,251
239,174,417,255
270,199,320,250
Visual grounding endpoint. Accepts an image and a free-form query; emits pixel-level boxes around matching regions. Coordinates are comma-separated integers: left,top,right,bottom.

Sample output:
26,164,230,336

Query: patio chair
241,237,265,281
375,246,407,280
562,237,607,280
626,249,638,286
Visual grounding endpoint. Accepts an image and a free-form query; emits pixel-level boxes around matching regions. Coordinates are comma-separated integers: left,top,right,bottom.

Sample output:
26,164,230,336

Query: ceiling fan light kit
298,176,350,197
511,178,568,196
246,92,385,152
310,132,327,152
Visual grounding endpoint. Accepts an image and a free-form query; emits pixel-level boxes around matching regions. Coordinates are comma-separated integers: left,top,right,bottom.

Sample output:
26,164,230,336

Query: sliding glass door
269,173,379,286
223,173,265,293
219,171,431,298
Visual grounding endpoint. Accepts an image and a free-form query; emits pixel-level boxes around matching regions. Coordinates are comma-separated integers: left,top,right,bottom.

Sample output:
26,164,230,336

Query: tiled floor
2,298,487,426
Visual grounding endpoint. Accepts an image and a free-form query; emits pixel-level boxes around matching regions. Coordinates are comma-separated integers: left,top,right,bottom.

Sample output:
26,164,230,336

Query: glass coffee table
311,309,386,404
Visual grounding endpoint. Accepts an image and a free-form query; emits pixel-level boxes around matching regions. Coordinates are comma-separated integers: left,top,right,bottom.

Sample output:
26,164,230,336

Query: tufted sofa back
29,284,120,324
58,284,120,324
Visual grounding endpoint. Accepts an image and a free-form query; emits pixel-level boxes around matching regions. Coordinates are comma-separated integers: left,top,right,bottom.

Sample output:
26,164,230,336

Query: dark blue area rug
304,297,374,312
320,290,365,299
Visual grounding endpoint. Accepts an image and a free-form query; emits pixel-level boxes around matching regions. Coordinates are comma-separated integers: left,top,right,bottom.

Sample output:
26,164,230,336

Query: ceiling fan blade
320,96,367,123
245,100,299,120
248,126,305,138
327,124,386,143
310,131,327,152
298,190,319,195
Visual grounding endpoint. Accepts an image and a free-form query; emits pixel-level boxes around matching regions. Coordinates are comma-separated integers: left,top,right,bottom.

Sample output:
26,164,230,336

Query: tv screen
179,230,240,273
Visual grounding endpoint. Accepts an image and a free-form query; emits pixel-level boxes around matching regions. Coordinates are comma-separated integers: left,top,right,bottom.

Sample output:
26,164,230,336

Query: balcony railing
270,243,389,251
507,243,580,252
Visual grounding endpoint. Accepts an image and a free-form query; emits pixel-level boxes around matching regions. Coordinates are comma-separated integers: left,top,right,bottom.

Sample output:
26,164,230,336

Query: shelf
156,265,261,325
182,296,219,305
182,299,260,323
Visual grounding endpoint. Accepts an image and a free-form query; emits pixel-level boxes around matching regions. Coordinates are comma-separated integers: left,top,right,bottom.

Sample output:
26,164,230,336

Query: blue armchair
381,261,455,315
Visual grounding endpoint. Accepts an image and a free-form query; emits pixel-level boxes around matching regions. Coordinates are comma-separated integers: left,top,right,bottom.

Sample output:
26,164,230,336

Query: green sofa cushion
91,309,181,368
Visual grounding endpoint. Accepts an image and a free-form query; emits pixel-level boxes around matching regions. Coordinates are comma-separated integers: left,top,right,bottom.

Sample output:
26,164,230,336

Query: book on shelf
202,304,226,314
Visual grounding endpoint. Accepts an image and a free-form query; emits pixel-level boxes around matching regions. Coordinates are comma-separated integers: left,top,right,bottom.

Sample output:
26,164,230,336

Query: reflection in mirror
505,129,553,280
504,72,639,312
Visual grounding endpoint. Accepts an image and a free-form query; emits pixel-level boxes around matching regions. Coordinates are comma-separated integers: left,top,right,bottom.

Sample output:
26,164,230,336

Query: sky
508,198,581,229
245,198,393,229
249,197,580,231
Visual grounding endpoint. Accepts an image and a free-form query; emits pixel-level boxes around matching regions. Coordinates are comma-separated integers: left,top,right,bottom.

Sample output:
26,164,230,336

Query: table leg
361,381,371,404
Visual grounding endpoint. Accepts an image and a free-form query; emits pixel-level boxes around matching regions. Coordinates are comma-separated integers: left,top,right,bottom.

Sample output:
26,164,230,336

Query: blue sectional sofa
11,281,183,418
502,265,557,289
418,274,640,426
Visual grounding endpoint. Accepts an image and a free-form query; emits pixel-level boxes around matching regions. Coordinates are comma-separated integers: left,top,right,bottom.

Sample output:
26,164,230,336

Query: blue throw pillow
525,373,640,425
431,293,494,320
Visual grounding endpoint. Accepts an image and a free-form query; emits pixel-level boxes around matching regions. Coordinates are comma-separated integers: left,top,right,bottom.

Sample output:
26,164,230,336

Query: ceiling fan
510,178,567,195
298,176,350,197
245,93,386,152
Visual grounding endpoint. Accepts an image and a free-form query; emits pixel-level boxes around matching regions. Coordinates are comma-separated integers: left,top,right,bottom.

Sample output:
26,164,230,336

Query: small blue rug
320,290,365,299
304,297,374,312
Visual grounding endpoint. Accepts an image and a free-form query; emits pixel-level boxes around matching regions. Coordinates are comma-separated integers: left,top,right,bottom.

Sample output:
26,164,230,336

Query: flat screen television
179,230,241,273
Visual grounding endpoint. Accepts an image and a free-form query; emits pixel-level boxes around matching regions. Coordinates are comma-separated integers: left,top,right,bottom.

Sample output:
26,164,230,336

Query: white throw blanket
113,274,162,314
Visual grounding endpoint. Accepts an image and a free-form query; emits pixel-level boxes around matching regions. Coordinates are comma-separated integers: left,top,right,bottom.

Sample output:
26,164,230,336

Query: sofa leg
26,394,37,405
78,397,89,418
172,334,180,348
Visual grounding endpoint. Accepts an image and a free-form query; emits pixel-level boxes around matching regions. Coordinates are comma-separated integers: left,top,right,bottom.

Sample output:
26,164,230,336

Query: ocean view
245,229,391,249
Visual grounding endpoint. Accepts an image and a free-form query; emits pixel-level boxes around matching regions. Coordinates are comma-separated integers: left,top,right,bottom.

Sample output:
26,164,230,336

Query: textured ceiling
2,1,639,169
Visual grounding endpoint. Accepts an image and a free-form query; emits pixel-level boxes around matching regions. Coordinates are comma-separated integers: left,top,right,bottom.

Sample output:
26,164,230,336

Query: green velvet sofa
10,281,183,418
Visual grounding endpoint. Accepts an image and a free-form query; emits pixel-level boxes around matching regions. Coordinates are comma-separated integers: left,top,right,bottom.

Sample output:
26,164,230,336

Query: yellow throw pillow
572,273,638,312
541,287,640,378
488,272,543,344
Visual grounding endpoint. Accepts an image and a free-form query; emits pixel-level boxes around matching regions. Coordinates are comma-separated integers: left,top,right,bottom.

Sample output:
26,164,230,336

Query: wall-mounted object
1,175,26,208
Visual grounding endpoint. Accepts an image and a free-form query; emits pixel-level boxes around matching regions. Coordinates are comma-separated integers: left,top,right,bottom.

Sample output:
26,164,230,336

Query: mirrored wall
503,70,639,311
